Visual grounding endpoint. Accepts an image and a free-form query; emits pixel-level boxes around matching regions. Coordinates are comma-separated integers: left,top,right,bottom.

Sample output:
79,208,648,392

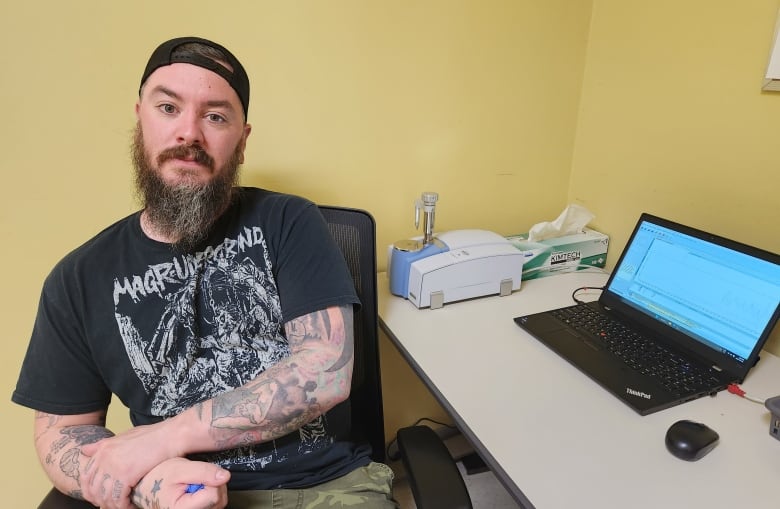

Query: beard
131,123,243,252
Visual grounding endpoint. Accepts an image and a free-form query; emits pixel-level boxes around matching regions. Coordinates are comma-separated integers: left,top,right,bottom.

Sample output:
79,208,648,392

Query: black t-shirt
13,187,370,489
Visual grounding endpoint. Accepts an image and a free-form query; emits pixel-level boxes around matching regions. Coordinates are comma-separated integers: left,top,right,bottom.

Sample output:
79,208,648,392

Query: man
13,37,397,509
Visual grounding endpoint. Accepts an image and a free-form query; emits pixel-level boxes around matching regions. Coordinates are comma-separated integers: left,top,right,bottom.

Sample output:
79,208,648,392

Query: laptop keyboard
551,305,722,396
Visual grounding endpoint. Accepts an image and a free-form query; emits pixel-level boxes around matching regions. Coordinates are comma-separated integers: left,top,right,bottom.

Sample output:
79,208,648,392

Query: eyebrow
148,85,237,112
149,85,182,101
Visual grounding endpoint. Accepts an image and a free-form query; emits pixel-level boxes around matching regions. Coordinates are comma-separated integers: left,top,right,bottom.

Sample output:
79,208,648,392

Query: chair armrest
396,425,473,509
39,488,95,509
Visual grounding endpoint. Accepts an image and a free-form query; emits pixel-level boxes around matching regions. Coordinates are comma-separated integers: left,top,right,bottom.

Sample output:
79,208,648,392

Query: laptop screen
606,217,780,364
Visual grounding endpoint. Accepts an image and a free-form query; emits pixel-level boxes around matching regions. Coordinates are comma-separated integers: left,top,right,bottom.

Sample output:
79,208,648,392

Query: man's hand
80,420,181,509
131,458,230,509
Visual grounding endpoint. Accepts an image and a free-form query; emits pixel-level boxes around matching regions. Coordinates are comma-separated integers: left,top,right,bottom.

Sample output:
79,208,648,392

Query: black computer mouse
665,420,719,461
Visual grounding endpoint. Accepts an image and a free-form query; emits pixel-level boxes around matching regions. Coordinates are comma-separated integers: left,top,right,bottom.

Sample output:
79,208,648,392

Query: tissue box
506,228,609,280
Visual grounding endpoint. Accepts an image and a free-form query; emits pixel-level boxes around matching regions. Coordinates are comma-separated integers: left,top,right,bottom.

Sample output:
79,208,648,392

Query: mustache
156,144,215,169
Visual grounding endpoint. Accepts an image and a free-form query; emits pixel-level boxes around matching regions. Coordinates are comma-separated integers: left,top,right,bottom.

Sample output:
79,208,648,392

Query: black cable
571,286,604,304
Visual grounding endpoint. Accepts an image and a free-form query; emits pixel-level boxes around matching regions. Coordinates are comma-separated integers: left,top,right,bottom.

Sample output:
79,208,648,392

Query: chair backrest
317,205,386,463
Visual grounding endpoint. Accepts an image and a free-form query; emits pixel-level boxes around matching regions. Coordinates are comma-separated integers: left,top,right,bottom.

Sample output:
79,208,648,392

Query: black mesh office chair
38,206,471,509
315,206,472,509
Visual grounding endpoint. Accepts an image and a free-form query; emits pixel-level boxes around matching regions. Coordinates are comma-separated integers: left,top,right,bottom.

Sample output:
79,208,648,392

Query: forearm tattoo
208,306,353,448
35,411,113,498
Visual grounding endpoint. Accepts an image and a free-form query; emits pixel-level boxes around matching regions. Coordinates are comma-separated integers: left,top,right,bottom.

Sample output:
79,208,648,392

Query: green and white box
506,228,609,280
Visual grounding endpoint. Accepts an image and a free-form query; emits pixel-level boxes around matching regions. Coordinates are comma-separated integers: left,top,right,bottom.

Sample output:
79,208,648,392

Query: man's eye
207,113,226,123
159,104,176,114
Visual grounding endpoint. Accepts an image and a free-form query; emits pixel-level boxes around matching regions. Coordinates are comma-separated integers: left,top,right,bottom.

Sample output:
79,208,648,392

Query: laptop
514,213,780,415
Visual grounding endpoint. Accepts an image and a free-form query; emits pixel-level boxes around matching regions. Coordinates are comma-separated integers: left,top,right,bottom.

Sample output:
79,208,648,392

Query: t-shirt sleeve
271,201,360,322
12,263,112,415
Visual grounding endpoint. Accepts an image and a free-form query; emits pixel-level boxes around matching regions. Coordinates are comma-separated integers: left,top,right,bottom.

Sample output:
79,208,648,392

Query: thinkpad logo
626,387,652,399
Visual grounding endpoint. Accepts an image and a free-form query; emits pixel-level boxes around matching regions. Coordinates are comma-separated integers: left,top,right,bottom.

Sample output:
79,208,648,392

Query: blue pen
185,483,205,494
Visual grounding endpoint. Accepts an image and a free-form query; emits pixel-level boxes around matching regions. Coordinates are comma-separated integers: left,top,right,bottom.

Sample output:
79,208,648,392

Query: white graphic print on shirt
110,226,332,469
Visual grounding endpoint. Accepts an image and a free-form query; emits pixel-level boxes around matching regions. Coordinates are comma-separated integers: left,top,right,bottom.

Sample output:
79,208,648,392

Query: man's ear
239,124,252,164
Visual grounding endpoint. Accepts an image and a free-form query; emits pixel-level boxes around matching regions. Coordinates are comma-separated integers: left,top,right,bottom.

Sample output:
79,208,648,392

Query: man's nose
176,112,204,145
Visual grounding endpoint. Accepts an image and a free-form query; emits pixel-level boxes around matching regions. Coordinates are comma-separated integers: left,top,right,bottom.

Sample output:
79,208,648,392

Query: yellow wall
2,0,778,506
571,0,780,353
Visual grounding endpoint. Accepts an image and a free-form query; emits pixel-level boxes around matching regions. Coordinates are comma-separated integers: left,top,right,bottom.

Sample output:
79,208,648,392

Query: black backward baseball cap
139,36,250,119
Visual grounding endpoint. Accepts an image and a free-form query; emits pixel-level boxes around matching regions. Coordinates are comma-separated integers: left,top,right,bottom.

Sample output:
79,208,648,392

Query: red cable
727,383,746,397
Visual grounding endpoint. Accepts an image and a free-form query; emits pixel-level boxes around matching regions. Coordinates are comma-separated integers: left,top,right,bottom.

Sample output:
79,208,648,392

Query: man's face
135,63,251,186
133,63,252,251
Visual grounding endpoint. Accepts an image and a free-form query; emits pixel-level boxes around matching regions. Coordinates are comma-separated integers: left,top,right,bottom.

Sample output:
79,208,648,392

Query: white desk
378,271,780,509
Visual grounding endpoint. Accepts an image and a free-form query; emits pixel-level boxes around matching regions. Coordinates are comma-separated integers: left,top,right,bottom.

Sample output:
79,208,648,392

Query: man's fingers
81,442,94,456
179,463,231,488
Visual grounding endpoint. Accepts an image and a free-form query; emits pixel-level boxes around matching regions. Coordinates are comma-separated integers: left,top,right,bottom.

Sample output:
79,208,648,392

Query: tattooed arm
34,411,230,509
205,304,355,448
34,409,114,501
80,304,354,509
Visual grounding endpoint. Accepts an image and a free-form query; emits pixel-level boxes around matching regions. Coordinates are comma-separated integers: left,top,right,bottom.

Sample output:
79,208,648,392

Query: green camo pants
226,462,399,509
